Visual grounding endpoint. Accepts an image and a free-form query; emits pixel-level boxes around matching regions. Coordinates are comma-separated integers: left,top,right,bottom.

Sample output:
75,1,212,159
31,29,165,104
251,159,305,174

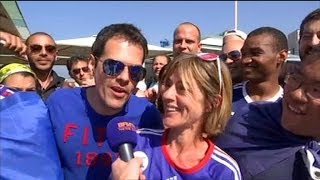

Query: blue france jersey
216,82,312,179
217,82,283,150
134,129,242,180
46,87,163,180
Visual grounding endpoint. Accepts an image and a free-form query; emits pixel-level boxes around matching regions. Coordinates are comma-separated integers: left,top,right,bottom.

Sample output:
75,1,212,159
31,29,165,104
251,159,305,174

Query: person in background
172,22,202,57
0,30,27,56
65,54,95,87
216,27,288,178
46,23,163,179
0,63,36,92
298,8,320,60
220,29,247,85
25,32,65,100
147,54,171,91
131,53,241,179
142,54,171,103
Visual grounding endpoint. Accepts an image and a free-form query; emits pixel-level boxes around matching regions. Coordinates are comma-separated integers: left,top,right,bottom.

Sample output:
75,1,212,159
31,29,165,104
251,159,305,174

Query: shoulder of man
46,87,81,106
127,95,163,129
51,70,66,87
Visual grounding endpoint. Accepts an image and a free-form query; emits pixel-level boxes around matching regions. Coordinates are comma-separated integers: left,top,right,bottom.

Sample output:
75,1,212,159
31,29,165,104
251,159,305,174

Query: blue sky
18,1,319,46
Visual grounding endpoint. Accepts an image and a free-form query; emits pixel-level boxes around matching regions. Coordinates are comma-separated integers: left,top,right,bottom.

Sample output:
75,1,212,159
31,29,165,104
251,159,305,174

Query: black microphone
106,116,138,162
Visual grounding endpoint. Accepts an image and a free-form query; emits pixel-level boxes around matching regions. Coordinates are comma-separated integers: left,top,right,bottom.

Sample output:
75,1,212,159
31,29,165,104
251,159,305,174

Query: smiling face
299,20,320,60
173,24,201,57
281,55,320,138
26,34,57,72
94,37,144,114
222,35,245,84
161,71,205,130
241,34,282,82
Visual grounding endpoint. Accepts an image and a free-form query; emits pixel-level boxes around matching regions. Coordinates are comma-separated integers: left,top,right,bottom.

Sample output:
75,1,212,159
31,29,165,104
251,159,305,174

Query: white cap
223,29,247,40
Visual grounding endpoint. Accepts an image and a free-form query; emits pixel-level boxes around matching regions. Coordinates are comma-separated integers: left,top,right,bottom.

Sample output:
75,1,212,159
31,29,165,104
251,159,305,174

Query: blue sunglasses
102,59,146,83
219,50,241,62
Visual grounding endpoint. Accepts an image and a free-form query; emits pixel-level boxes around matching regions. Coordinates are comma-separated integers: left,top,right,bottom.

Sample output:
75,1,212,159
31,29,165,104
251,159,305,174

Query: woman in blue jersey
112,52,242,180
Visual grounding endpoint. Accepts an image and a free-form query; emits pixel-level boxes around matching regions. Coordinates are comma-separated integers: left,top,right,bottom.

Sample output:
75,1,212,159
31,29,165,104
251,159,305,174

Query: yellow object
0,63,35,83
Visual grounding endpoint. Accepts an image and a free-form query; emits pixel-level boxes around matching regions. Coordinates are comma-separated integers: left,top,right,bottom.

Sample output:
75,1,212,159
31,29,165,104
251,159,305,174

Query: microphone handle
119,143,134,162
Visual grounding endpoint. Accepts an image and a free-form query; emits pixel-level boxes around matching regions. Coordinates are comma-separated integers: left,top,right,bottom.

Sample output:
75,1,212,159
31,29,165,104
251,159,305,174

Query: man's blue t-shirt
46,87,163,180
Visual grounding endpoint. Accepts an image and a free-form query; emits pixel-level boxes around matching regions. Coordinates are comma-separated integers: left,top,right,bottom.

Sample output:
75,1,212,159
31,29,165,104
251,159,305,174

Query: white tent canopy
200,36,223,53
56,35,172,62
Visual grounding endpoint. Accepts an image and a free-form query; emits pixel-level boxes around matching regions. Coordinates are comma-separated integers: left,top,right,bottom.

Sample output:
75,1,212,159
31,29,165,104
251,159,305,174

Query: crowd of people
0,7,319,180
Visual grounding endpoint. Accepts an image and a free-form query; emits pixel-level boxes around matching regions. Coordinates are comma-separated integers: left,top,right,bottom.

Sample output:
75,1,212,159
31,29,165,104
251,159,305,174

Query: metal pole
235,0,238,30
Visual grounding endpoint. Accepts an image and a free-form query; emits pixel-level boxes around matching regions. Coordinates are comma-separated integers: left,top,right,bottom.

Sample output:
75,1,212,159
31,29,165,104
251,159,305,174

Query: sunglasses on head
72,66,90,75
219,50,241,62
100,58,146,83
197,53,223,93
29,44,57,54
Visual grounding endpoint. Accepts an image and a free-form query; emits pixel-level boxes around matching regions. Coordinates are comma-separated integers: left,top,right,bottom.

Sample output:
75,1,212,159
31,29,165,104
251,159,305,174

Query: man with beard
25,32,65,100
299,8,320,60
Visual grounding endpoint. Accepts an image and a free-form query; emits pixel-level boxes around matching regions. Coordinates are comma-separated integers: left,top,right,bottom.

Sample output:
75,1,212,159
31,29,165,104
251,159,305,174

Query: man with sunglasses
220,29,247,85
65,54,95,87
46,23,163,179
25,32,65,100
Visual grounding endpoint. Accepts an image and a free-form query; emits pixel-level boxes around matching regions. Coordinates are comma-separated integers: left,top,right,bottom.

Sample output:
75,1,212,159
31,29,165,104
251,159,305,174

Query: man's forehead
28,35,55,45
243,42,273,49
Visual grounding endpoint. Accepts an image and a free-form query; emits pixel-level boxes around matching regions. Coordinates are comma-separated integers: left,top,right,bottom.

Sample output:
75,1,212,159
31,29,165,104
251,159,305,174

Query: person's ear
89,54,97,68
277,49,288,65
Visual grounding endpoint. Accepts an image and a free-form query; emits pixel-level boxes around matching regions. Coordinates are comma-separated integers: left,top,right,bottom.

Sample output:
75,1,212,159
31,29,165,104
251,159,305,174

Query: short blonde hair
160,53,232,138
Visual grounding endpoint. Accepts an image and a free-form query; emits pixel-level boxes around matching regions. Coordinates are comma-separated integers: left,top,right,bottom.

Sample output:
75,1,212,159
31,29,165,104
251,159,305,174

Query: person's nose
289,86,308,104
162,85,176,103
311,34,320,46
116,66,130,85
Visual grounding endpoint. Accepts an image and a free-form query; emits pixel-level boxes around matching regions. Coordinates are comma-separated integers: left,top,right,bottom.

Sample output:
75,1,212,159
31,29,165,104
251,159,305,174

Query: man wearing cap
220,29,247,85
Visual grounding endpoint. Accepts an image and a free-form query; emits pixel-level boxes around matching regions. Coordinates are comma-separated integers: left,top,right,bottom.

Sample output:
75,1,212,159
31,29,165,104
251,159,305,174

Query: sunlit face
281,58,320,138
161,71,205,130
153,56,169,78
94,37,144,114
3,73,36,91
173,24,201,57
222,35,245,83
70,60,94,85
26,35,57,72
241,34,280,82
299,20,320,60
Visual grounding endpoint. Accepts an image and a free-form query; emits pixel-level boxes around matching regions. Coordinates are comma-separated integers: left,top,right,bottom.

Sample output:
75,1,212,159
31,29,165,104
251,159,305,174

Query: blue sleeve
0,92,63,180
